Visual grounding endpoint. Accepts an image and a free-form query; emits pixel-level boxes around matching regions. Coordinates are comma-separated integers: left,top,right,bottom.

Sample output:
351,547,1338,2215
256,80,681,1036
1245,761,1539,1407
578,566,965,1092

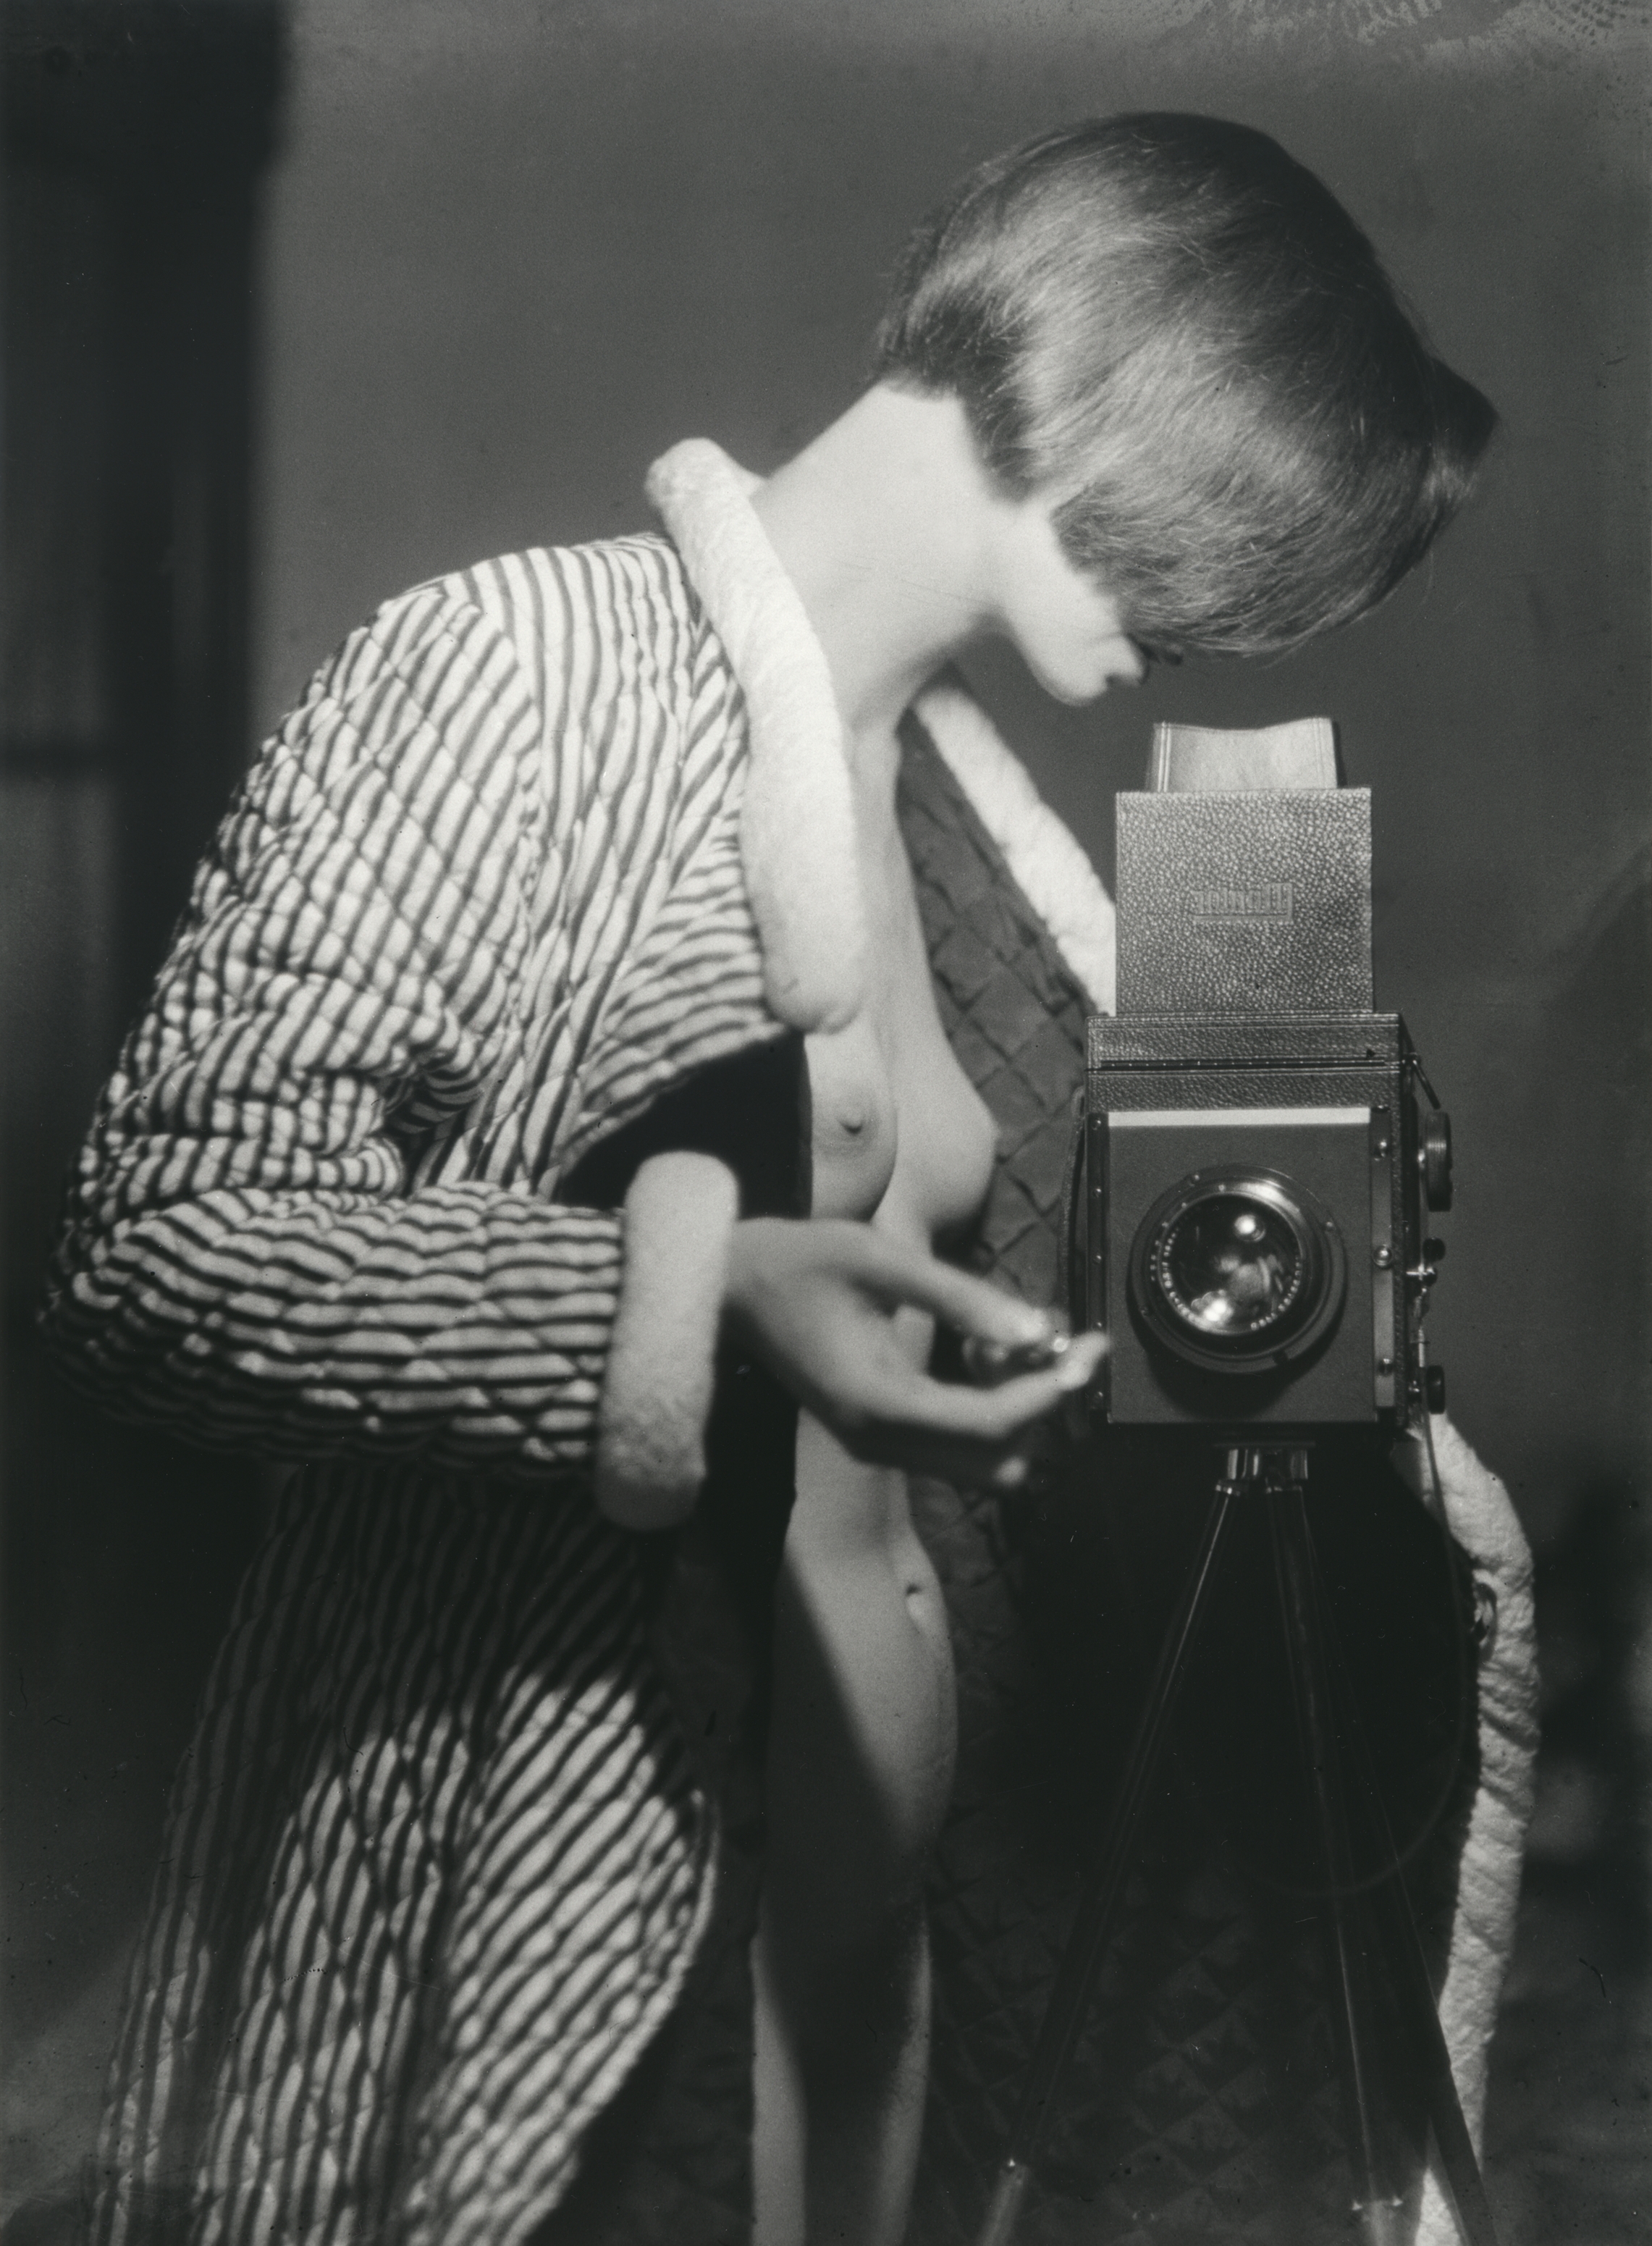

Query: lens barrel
1129,1166,1347,1375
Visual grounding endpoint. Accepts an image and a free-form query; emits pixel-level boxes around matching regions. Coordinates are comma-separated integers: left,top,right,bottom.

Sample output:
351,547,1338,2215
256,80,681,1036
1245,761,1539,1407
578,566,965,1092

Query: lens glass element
1157,1194,1304,1338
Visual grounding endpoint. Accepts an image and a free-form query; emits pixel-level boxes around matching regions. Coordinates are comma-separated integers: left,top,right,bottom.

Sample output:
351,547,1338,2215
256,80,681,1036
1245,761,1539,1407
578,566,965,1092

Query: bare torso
753,726,998,2245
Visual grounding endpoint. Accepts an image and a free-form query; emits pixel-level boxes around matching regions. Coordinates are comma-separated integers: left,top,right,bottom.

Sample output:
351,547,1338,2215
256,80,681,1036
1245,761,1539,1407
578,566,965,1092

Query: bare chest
805,770,996,1245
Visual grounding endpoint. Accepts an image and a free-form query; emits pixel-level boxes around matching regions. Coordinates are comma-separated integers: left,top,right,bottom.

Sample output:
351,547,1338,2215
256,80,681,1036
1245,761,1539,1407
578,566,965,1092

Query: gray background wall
256,0,1647,1542
3,1,1647,2234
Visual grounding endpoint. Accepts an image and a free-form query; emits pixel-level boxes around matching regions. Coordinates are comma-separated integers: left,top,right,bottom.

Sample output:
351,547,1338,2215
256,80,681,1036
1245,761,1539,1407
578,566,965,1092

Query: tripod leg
976,1467,1243,2246
1297,1532,1506,2246
1366,1864,1506,2246
1271,1486,1409,2246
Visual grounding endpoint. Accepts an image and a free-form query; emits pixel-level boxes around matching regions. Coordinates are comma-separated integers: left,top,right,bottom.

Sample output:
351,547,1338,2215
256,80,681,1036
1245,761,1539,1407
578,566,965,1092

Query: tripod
976,1442,1501,2246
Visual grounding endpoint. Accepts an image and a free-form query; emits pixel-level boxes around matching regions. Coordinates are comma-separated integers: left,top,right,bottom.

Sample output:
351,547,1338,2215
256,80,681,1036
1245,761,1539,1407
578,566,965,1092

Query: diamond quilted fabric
895,715,1477,2246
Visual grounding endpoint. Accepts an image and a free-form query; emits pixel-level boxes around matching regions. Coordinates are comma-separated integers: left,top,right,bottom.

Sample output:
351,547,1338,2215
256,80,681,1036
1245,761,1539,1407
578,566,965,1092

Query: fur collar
645,437,1116,1025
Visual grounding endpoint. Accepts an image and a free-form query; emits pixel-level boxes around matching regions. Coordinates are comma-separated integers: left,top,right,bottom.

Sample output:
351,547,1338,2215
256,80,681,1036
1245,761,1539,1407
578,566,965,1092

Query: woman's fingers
724,1216,1105,1485
855,1332,1105,1447
848,1229,1056,1350
732,1216,1057,1356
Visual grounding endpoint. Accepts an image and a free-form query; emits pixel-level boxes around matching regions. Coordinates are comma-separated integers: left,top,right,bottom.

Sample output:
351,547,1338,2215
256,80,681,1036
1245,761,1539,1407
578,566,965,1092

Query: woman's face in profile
985,491,1147,706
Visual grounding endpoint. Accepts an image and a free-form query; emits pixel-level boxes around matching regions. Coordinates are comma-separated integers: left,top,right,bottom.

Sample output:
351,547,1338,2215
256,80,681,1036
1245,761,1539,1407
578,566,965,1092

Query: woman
44,116,1530,2246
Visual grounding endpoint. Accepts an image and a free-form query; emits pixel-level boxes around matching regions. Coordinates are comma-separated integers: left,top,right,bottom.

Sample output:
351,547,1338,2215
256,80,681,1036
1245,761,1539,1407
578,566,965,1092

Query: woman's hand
723,1217,1103,1489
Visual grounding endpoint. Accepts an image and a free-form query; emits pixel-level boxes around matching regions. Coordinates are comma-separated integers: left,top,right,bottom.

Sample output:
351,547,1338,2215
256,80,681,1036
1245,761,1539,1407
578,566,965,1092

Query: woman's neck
751,386,1004,757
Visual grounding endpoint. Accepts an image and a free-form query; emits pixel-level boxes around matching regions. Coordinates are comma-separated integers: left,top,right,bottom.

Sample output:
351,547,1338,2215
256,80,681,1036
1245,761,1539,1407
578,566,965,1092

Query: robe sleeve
40,576,733,1516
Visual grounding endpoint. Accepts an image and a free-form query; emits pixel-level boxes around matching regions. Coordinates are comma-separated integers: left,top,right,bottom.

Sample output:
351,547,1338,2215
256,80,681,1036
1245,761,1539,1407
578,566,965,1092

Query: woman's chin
1033,665,1111,709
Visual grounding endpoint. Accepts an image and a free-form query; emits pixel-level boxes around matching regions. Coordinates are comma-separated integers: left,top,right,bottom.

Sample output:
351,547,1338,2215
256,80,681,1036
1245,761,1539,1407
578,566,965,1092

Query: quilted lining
540,714,1477,2244
896,712,1475,2246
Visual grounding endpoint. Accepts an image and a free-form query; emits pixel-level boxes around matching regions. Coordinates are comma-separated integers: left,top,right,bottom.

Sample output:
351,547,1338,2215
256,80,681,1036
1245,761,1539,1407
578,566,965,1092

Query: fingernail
1055,1334,1105,1392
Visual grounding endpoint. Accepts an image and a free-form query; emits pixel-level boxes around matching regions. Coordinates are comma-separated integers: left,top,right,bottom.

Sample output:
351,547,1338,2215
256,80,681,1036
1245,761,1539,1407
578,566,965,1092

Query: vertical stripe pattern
45,538,772,1477
49,536,776,2242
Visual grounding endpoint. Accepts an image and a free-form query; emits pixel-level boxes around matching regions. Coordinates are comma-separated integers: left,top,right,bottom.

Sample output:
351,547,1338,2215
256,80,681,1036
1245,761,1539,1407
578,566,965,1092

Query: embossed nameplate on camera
1116,788,1373,1016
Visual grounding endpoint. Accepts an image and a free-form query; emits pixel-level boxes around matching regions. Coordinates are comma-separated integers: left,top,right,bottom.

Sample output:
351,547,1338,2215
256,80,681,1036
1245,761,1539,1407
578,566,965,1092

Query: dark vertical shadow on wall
1,5,285,2221
1481,849,1652,2246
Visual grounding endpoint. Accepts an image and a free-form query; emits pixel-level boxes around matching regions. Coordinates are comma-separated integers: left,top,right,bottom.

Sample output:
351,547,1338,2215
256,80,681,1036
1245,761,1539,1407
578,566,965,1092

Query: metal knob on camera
1420,1109,1453,1212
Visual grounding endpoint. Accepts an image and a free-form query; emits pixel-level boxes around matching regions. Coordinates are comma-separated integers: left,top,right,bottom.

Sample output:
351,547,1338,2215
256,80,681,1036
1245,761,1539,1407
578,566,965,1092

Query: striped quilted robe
43,440,1535,2245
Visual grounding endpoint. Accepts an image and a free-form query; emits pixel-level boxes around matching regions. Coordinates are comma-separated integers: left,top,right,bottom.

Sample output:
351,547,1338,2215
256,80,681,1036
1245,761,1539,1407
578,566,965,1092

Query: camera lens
1158,1195,1304,1337
1129,1166,1346,1374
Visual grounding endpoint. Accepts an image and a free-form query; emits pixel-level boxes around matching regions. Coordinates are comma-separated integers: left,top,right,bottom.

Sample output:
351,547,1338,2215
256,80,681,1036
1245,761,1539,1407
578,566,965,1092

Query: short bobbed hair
872,115,1496,659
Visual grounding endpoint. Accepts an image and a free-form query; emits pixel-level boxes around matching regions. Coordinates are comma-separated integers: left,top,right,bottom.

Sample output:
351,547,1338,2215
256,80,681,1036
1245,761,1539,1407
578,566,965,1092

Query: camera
1075,721,1453,1434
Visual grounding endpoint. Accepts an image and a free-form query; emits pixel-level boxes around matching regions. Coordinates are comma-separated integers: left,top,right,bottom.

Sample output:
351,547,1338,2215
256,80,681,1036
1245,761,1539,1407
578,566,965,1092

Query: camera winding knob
1420,1109,1453,1212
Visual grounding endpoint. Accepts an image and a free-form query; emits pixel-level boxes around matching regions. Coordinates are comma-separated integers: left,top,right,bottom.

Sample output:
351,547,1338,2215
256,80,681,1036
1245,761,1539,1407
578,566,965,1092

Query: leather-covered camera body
1076,723,1452,1434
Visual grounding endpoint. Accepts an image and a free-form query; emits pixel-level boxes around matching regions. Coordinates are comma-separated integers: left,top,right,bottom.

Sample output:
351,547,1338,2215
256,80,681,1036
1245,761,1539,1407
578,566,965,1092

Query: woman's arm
43,571,1094,1506
41,581,639,1483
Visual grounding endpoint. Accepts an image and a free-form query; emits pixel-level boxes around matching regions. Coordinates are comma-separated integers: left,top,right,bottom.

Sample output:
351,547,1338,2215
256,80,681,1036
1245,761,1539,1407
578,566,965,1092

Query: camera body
1077,742,1451,1435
